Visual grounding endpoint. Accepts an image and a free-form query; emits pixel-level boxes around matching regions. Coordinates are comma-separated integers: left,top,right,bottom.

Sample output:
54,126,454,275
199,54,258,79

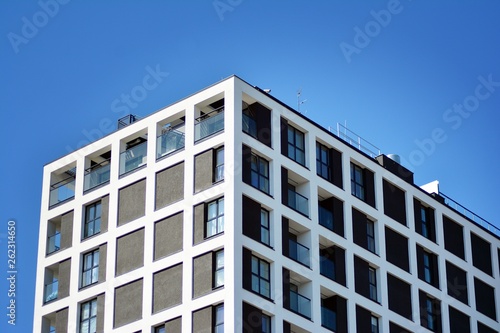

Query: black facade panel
283,321,291,333
387,274,412,320
383,180,407,225
389,322,412,333
471,233,493,276
335,247,346,286
242,248,252,292
355,305,372,333
336,296,348,333
242,195,261,242
413,198,422,234
282,267,290,309
242,144,252,185
477,322,498,333
364,168,376,208
354,255,370,299
443,215,465,259
427,205,436,242
252,102,272,147
281,167,288,206
375,154,414,183
280,117,288,156
474,277,497,320
448,306,470,333
330,148,343,189
242,302,263,333
333,196,345,237
385,227,409,272
445,261,468,304
281,217,289,257
352,208,368,249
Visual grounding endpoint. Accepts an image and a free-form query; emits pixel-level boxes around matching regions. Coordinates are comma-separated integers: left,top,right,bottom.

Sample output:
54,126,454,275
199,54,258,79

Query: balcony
287,188,309,216
49,176,75,208
242,112,257,138
119,141,147,176
321,306,337,331
44,280,58,303
84,160,110,191
46,232,60,255
319,205,334,230
288,238,310,267
156,126,185,159
289,289,311,319
195,107,224,142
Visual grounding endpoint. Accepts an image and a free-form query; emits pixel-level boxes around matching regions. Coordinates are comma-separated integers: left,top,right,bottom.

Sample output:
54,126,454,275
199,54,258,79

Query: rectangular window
154,326,165,333
316,142,330,180
426,298,435,331
261,313,271,333
351,163,365,200
214,250,224,288
369,267,377,302
214,304,224,333
367,220,376,253
81,249,99,287
423,252,432,283
371,316,379,333
250,153,270,193
242,106,257,138
251,255,271,298
260,209,270,246
214,147,224,182
80,298,97,333
421,207,429,238
206,198,224,238
84,201,101,239
287,125,305,165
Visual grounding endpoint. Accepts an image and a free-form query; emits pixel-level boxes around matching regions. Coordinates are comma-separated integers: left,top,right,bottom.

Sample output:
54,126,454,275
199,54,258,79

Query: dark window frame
213,303,224,333
287,125,305,166
81,249,99,288
250,153,270,194
251,255,271,298
213,249,224,289
351,163,365,201
205,197,224,238
369,267,378,302
316,141,330,180
367,220,376,253
79,298,97,333
213,146,224,183
260,208,270,246
84,201,101,239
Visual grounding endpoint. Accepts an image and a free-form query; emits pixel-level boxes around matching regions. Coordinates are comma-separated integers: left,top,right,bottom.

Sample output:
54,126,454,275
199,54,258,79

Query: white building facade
34,76,500,333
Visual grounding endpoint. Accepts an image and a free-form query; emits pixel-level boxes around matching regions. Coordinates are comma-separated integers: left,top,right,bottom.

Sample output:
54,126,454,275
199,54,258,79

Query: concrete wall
193,252,213,298
60,211,73,250
55,307,68,333
155,162,184,210
192,306,212,333
100,195,109,233
152,263,183,313
193,203,205,245
154,212,183,260
58,258,71,299
114,279,143,328
117,179,146,226
194,149,213,193
116,228,144,276
98,243,107,283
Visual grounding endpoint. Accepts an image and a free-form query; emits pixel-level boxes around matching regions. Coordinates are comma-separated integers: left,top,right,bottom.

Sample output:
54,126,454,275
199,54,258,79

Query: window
420,207,429,238
242,106,257,138
81,249,99,287
369,267,377,301
250,153,270,193
154,326,165,333
261,314,271,333
419,292,441,332
316,142,330,180
251,256,270,298
84,201,101,239
426,298,436,331
214,147,224,182
320,248,336,281
351,163,365,200
206,198,224,238
371,316,379,333
423,252,432,283
214,304,224,333
260,209,270,246
80,298,97,333
287,125,305,165
367,220,375,253
214,250,224,288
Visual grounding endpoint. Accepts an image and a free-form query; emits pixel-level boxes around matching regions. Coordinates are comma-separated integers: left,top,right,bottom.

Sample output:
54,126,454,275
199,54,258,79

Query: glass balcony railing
47,232,61,254
289,289,311,319
287,188,309,216
119,141,147,176
242,112,257,138
44,280,58,303
319,205,334,230
156,127,185,159
288,239,310,267
49,177,75,208
84,160,110,191
321,306,337,331
195,107,224,142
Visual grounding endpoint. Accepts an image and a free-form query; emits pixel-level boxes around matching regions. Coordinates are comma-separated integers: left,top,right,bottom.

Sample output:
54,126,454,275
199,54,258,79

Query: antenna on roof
297,88,307,113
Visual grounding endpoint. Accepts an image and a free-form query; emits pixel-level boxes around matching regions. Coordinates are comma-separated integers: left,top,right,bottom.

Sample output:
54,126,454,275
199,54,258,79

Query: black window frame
351,163,365,201
367,220,376,253
79,298,97,333
260,208,270,246
250,153,270,194
369,267,378,302
371,315,379,333
287,125,305,166
205,197,224,238
316,141,330,180
213,303,224,333
251,255,271,298
213,146,224,183
81,249,99,288
213,249,224,289
84,201,102,239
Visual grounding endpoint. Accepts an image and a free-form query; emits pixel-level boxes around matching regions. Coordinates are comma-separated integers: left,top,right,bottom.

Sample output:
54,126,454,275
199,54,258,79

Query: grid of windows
81,250,99,288
79,298,97,333
214,147,224,182
369,267,377,302
260,209,270,246
287,125,305,165
214,250,224,288
316,142,330,180
350,163,365,200
214,304,224,333
250,153,270,193
206,198,224,238
251,255,271,298
84,201,101,239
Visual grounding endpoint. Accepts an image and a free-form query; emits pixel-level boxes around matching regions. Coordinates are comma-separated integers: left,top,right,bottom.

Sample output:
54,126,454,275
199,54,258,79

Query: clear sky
2,1,500,332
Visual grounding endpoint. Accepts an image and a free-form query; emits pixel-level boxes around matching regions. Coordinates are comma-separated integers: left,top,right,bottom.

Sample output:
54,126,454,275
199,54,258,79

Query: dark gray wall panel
58,258,71,299
153,263,183,313
192,306,212,333
113,279,143,328
155,162,184,210
154,212,183,260
193,252,213,298
116,228,144,276
55,307,68,333
118,179,146,226
60,211,73,250
194,150,213,193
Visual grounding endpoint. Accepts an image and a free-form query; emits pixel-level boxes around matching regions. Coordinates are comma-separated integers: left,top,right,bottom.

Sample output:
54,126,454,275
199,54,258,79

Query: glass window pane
260,261,269,278
95,203,101,218
208,202,217,219
216,251,224,268
82,303,90,319
218,199,224,214
261,280,270,297
251,257,258,273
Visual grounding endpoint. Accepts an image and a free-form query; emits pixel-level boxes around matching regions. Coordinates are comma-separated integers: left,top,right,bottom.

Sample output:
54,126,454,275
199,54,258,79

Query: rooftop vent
118,114,140,129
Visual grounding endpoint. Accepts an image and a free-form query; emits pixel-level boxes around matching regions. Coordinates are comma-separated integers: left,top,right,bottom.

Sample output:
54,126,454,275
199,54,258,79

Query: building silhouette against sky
34,76,500,332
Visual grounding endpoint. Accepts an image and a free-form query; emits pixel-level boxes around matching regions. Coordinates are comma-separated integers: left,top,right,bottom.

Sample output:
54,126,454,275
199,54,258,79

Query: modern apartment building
34,75,500,333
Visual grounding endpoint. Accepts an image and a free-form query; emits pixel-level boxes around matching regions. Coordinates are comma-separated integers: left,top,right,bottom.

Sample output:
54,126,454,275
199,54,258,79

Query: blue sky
2,1,500,331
